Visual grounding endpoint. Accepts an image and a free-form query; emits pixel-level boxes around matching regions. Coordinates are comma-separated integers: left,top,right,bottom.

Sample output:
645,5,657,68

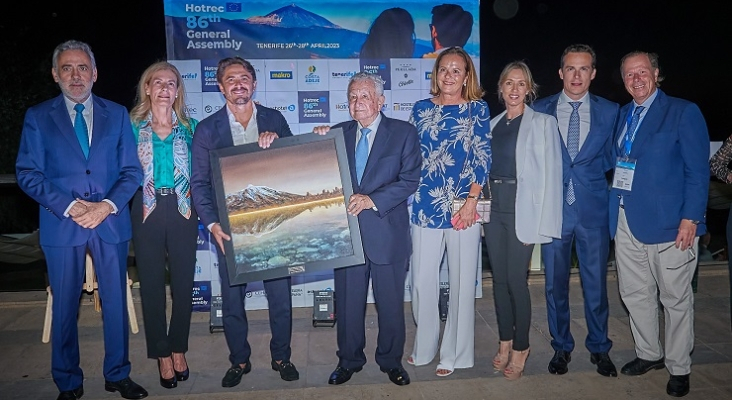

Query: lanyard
623,106,642,157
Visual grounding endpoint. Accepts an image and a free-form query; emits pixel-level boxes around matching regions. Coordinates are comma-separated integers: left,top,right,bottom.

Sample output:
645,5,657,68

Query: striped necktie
566,101,581,205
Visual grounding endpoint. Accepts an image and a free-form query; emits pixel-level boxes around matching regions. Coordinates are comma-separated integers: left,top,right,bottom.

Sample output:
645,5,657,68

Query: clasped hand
347,194,374,216
70,199,112,229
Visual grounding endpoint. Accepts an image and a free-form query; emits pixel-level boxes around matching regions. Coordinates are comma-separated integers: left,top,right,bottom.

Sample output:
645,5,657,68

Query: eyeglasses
658,243,697,270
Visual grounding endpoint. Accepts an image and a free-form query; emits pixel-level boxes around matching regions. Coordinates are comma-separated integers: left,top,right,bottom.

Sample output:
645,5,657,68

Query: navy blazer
333,114,421,265
16,94,142,246
608,90,709,243
191,104,293,228
532,93,619,229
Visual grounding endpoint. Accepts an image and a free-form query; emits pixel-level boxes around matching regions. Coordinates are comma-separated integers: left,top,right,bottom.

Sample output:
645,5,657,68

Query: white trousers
409,223,480,371
615,208,696,375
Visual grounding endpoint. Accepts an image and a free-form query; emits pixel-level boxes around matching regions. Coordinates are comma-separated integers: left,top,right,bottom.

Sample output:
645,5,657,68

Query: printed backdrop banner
164,0,480,132
166,0,483,309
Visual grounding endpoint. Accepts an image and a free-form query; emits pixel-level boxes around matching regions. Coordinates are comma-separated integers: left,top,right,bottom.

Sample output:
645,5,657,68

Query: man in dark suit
317,72,421,386
15,40,147,400
190,57,299,387
610,51,709,398
533,44,619,377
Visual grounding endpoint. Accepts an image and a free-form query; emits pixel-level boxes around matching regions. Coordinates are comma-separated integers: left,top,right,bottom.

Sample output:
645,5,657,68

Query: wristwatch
688,219,700,225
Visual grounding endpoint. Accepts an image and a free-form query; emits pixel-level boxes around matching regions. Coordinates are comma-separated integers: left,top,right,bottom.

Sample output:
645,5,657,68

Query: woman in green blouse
129,61,198,389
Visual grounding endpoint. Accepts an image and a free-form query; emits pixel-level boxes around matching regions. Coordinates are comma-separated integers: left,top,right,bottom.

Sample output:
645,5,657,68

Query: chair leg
126,273,139,334
42,286,52,343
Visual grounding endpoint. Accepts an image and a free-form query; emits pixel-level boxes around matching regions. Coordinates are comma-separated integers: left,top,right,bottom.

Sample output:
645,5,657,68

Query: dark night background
0,0,728,232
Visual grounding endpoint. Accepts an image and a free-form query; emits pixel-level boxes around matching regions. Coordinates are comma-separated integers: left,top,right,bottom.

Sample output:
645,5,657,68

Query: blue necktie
74,103,90,158
623,105,645,157
355,127,371,184
566,101,581,205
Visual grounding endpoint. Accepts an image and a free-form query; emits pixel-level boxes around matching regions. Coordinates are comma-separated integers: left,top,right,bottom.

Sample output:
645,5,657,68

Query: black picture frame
210,128,364,285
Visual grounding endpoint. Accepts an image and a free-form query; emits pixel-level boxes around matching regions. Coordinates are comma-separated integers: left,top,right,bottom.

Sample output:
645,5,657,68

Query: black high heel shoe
158,358,177,389
173,353,190,381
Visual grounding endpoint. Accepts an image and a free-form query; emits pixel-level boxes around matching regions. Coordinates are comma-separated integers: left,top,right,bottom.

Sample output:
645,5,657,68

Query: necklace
506,113,523,125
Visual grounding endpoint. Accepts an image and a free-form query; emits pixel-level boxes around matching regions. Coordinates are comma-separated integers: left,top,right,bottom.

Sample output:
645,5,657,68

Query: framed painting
210,128,364,285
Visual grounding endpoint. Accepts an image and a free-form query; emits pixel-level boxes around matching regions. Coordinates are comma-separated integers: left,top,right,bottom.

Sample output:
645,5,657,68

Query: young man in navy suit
533,44,619,378
16,40,147,400
191,57,299,387
610,51,709,398
316,72,421,386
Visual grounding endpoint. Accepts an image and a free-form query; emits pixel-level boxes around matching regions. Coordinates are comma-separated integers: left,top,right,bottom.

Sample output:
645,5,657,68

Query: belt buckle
493,179,503,184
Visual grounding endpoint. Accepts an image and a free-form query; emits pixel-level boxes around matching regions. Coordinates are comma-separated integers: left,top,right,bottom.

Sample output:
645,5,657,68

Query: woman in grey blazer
484,61,562,380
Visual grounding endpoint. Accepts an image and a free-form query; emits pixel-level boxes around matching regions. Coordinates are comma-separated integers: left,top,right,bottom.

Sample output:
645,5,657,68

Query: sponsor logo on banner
298,91,329,123
270,104,297,112
304,65,321,84
225,2,241,12
270,70,293,79
360,59,391,90
393,102,414,112
192,281,212,311
393,60,418,89
168,59,202,92
331,71,356,79
245,289,266,298
200,59,221,92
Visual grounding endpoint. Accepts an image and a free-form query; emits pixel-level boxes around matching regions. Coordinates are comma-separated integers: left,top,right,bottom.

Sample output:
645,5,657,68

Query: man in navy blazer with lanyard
191,57,299,387
533,44,619,378
610,51,709,398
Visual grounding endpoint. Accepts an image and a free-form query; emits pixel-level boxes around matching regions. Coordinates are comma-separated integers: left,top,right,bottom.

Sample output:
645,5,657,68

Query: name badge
612,157,636,191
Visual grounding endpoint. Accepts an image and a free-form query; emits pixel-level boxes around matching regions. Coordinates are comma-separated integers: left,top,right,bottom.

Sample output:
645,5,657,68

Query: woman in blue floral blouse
407,46,491,377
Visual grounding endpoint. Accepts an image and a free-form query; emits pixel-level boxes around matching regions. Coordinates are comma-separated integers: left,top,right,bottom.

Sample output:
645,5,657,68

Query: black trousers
131,190,198,358
484,210,534,351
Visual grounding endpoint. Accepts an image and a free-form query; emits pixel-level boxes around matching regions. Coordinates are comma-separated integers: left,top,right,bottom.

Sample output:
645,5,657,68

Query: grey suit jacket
491,107,562,243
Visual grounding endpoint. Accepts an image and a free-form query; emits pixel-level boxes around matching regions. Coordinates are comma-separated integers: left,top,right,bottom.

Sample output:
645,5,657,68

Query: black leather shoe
57,386,83,400
383,367,410,386
620,357,665,376
590,352,618,377
667,374,690,397
104,377,148,399
328,366,363,385
271,360,300,381
548,350,571,375
221,362,252,388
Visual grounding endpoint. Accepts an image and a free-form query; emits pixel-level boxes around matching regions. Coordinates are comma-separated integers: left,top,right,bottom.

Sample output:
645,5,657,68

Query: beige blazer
490,107,563,244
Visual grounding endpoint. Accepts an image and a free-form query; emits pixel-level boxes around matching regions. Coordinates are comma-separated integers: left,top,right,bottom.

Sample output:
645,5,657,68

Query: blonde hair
429,46,484,101
130,61,192,131
496,61,539,104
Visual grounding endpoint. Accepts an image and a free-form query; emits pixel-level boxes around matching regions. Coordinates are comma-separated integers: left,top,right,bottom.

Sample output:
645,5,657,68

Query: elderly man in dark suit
16,40,146,400
191,57,299,387
316,72,421,386
610,51,709,398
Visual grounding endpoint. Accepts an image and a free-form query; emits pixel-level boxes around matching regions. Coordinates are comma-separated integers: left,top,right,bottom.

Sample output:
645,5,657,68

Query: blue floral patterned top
410,99,491,229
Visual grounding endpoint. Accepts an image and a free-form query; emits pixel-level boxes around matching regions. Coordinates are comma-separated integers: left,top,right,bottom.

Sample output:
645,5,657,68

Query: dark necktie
566,101,581,205
355,127,371,184
74,103,89,158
